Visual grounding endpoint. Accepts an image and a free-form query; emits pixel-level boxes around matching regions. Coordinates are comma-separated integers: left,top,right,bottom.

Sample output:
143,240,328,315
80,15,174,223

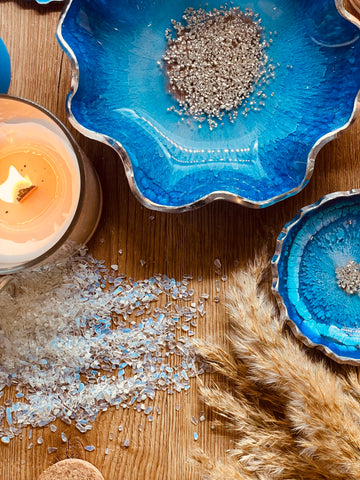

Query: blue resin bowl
57,0,360,211
272,191,360,365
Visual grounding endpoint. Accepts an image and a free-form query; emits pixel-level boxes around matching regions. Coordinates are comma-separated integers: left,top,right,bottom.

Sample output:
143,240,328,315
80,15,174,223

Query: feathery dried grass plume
194,252,360,480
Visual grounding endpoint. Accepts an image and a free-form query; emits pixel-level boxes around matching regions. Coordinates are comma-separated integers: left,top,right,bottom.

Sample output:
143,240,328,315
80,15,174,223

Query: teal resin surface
57,0,360,210
273,192,360,364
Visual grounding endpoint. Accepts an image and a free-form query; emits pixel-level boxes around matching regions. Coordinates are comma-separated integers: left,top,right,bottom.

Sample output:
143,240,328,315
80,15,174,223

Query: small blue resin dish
57,0,360,211
0,38,11,94
272,190,360,365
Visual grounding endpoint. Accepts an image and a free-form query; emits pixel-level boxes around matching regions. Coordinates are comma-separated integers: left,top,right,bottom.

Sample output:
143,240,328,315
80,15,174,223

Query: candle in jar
0,121,80,265
0,96,102,272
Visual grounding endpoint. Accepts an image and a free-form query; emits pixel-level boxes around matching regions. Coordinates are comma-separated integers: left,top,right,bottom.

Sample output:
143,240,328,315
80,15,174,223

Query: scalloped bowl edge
56,0,360,212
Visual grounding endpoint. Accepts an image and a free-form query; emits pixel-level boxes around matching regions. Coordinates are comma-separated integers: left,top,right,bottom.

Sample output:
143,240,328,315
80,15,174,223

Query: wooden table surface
1,1,360,479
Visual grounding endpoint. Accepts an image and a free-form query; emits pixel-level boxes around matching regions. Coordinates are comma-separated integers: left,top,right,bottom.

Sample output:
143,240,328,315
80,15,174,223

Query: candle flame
0,166,33,204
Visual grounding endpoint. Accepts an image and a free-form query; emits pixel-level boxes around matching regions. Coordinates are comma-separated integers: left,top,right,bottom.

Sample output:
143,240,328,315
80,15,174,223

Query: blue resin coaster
57,0,360,211
272,191,360,365
0,38,11,94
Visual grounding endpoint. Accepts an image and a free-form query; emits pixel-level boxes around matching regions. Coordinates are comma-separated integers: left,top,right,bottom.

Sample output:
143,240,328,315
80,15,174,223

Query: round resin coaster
38,459,105,480
272,190,360,365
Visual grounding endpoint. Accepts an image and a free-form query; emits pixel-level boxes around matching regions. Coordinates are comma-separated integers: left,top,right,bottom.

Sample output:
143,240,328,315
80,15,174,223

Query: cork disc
38,459,105,480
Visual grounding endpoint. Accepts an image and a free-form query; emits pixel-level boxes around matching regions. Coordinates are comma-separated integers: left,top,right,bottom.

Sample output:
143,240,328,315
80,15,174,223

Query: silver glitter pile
336,260,360,295
162,5,274,129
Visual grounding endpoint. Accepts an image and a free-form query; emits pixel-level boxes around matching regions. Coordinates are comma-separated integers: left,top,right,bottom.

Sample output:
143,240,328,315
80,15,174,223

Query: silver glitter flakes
163,6,274,129
336,260,360,295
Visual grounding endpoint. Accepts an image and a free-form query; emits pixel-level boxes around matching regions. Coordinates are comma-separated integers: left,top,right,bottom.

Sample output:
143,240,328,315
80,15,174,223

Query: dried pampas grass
194,253,360,480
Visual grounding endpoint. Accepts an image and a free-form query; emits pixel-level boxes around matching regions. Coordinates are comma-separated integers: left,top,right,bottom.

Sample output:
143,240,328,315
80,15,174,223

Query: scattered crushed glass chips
0,252,208,443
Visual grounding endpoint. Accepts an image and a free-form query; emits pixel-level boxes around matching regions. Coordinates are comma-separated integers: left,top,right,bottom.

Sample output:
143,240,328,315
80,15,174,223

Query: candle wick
17,185,38,203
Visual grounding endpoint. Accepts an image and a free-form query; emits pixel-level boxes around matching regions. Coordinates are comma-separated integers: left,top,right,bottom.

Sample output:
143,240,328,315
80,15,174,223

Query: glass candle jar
0,95,102,275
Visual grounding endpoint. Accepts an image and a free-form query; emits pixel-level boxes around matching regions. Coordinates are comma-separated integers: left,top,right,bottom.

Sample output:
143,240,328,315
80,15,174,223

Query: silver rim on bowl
56,0,360,212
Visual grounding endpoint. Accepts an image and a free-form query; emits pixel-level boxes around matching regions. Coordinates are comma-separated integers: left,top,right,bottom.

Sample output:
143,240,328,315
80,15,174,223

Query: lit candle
0,95,102,273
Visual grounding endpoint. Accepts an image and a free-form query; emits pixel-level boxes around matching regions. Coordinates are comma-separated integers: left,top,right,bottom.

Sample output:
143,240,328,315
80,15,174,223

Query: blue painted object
0,38,11,94
31,0,63,3
57,0,360,211
272,191,360,365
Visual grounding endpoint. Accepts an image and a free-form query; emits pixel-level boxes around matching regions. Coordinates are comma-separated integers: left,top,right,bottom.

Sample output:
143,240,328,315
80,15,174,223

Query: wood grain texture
0,1,360,479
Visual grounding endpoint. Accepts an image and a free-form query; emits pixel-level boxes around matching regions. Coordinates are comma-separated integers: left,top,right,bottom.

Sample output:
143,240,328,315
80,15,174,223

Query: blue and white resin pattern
57,0,360,210
273,191,360,364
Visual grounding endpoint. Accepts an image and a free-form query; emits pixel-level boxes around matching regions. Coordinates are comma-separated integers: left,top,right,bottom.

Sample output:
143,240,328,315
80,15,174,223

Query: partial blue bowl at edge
272,191,360,365
0,38,11,94
57,0,360,211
